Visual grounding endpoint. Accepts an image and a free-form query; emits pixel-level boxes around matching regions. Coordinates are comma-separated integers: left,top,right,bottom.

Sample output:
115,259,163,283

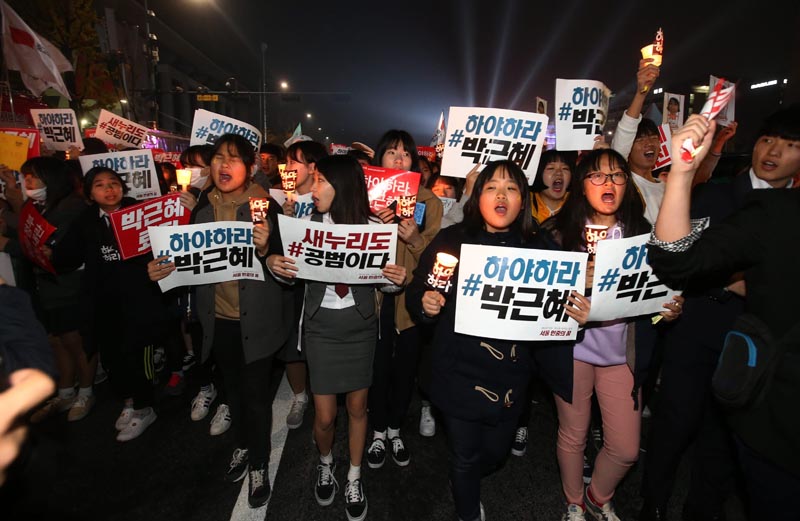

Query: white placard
29,108,83,151
454,244,587,341
440,106,547,185
190,109,261,151
587,234,681,322
268,190,315,220
94,109,150,149
554,79,611,151
149,221,265,292
277,214,397,284
79,149,160,200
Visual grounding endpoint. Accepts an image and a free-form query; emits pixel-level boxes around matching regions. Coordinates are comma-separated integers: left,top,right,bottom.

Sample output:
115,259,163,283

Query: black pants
212,319,273,465
641,343,736,514
736,437,800,520
368,297,422,432
443,414,518,521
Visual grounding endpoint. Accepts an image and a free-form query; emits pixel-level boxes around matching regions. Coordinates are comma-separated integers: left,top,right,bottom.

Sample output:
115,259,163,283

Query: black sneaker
182,352,196,371
247,463,270,508
344,478,368,521
389,434,410,466
366,437,386,469
314,460,338,506
511,426,528,457
225,447,249,482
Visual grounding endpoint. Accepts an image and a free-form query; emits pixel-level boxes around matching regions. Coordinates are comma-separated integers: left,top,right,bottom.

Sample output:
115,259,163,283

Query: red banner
19,203,56,273
0,127,41,160
109,193,191,259
362,166,421,219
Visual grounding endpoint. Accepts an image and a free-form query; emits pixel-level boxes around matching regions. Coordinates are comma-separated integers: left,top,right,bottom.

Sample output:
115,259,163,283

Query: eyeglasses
584,172,627,186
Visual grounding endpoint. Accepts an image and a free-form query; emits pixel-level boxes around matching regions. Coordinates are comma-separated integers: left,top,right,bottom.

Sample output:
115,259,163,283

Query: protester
533,149,682,521
367,129,442,471
530,149,576,225
147,133,290,508
0,158,95,424
268,154,406,521
643,108,800,521
407,160,538,521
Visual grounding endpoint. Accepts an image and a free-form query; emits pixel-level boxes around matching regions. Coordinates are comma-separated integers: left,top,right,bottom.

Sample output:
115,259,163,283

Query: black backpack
712,313,796,409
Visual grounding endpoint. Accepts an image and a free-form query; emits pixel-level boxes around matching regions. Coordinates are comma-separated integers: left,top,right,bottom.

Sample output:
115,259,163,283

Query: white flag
1,1,72,100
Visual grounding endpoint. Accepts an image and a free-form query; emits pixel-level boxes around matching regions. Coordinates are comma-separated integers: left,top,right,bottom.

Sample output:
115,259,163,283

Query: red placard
417,146,436,162
0,127,41,159
109,193,191,259
19,203,56,273
362,165,421,219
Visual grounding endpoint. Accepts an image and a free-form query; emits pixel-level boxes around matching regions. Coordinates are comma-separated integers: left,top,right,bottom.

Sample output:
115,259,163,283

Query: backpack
712,313,794,409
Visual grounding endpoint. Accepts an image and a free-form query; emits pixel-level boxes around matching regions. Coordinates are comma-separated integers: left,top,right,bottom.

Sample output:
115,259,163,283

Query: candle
176,168,192,191
427,252,459,293
584,224,609,256
280,169,298,195
640,44,662,67
249,197,269,225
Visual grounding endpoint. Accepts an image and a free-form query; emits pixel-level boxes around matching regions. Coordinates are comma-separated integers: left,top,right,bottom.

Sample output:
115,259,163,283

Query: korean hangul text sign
1,128,40,160
277,214,397,284
417,146,436,162
441,107,547,185
153,149,182,165
654,124,672,169
362,166,421,219
329,143,351,155
30,108,83,152
554,79,611,151
94,109,150,149
148,222,264,292
269,189,315,220
109,194,191,259
79,149,160,200
19,203,57,274
587,234,680,321
455,244,587,341
190,109,261,151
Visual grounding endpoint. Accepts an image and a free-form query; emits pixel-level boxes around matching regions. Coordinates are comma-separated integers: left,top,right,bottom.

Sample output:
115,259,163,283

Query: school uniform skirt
303,305,377,395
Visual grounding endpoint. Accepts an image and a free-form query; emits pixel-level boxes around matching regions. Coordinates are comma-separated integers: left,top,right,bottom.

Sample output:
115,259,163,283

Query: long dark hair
372,129,420,173
462,160,536,242
314,155,374,225
20,156,75,211
548,149,648,252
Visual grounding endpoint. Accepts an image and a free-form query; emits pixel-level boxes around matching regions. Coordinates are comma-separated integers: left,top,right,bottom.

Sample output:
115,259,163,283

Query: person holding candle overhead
147,133,289,508
532,148,683,521
407,160,539,521
267,154,406,521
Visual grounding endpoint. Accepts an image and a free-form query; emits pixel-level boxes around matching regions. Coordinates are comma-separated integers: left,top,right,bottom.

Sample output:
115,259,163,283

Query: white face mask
25,186,47,202
189,167,208,188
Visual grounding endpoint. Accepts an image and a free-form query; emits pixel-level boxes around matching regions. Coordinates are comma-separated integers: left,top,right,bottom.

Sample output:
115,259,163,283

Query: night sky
151,0,796,146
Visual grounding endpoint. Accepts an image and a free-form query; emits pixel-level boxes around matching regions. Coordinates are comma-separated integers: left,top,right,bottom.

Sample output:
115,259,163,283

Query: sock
373,430,387,440
58,387,76,399
347,463,361,482
585,485,601,506
387,427,400,439
77,386,93,397
295,391,308,403
320,451,333,465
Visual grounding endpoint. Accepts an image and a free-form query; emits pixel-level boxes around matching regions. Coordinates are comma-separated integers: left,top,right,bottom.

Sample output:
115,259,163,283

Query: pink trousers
554,360,642,504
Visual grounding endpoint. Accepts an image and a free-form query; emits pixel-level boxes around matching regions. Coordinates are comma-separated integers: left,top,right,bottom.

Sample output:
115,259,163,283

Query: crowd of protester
1,55,799,521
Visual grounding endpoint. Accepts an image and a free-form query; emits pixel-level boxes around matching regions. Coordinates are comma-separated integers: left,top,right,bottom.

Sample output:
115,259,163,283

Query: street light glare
306,113,312,119
280,81,288,89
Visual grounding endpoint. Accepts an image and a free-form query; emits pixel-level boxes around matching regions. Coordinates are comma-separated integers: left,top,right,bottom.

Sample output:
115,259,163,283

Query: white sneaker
191,385,217,421
210,404,232,436
115,406,135,431
419,405,436,437
116,408,157,442
561,503,587,521
286,397,308,429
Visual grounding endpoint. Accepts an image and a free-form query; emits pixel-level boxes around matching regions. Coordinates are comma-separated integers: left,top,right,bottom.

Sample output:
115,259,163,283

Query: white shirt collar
749,167,794,189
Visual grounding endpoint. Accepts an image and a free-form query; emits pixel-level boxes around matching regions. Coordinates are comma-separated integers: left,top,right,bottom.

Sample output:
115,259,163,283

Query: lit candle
176,168,192,191
427,252,459,293
640,45,662,68
280,169,298,196
584,224,609,257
